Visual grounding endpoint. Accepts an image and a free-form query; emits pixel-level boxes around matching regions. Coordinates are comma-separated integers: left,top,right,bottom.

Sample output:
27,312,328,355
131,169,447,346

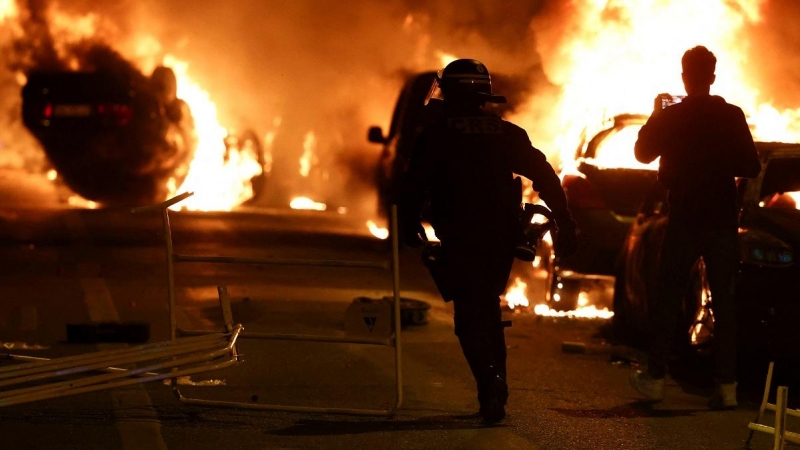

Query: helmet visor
424,70,445,106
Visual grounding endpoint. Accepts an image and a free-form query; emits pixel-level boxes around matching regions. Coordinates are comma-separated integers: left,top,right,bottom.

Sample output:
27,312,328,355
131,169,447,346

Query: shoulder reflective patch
447,116,503,134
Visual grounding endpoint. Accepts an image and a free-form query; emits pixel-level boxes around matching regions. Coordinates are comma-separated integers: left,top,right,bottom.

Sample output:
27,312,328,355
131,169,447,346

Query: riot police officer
398,59,578,423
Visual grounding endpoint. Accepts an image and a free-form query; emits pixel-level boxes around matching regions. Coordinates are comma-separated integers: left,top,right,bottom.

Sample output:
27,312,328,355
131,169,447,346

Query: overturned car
21,66,196,207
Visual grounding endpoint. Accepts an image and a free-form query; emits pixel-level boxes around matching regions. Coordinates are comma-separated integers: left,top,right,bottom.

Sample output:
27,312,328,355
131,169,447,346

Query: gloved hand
554,217,579,259
401,221,426,248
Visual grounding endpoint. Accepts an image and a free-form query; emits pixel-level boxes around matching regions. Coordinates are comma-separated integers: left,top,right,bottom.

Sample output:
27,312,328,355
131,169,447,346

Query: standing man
398,59,578,423
629,46,761,409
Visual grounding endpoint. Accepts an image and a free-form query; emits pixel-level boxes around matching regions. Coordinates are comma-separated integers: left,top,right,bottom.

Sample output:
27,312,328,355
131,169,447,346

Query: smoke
0,0,798,210
123,0,557,213
744,0,800,109
0,0,152,173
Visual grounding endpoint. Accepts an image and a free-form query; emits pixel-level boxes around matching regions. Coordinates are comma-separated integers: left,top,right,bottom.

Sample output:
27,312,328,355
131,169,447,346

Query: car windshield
584,125,658,170
759,157,800,211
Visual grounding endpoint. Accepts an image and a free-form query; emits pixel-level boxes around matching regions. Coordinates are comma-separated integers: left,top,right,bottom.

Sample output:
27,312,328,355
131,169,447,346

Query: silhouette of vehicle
21,67,196,207
545,114,657,310
366,71,527,217
613,142,800,361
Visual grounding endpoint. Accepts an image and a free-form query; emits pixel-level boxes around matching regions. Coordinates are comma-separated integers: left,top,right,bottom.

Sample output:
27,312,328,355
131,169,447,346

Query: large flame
164,56,262,211
503,0,800,315
512,0,800,173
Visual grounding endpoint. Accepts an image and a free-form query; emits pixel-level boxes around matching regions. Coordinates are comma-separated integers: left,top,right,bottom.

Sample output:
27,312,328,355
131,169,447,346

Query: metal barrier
746,362,800,449
132,192,403,416
0,288,242,408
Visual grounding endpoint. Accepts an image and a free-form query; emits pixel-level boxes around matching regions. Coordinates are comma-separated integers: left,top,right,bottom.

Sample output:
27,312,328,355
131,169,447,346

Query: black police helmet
437,59,507,104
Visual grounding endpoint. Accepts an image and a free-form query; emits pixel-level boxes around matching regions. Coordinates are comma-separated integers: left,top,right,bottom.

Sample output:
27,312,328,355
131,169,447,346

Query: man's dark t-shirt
635,95,760,229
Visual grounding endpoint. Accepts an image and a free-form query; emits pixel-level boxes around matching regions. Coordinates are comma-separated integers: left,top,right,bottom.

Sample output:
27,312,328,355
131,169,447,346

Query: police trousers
438,240,515,384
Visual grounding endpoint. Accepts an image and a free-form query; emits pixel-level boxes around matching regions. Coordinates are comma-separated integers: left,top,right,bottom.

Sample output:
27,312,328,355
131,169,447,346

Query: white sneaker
629,370,665,401
709,382,737,410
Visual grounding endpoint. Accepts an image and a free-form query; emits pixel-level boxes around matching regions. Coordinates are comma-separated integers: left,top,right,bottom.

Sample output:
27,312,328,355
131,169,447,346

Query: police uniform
398,59,575,422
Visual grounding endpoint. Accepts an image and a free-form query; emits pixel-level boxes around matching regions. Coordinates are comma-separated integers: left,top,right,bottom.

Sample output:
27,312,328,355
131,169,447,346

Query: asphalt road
0,169,793,450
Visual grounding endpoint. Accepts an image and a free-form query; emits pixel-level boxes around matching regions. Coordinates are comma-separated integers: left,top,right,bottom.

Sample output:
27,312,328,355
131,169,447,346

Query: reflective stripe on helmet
442,73,491,80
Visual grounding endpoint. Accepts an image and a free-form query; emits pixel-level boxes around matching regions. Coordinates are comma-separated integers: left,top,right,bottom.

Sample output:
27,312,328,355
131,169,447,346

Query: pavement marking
65,212,169,450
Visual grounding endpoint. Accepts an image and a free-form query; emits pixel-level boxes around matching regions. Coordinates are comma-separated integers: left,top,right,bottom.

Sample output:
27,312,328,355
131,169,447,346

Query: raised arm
634,112,667,164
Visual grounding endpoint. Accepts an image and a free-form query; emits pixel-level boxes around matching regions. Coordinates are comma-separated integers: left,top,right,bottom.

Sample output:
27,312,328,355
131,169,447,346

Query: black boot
478,366,508,424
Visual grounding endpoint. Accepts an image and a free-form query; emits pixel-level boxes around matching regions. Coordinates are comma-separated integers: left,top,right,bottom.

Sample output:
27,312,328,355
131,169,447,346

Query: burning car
543,114,657,311
613,142,800,360
368,72,440,217
21,66,197,207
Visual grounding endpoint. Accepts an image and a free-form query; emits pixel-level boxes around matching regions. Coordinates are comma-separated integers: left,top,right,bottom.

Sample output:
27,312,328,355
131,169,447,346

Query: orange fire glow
503,277,614,319
534,297,614,320
581,123,656,171
299,131,318,178
367,220,388,240
290,196,327,211
502,0,800,315
164,56,262,211
1,1,264,211
511,0,800,174
788,192,800,209
503,277,530,310
67,195,97,209
762,191,800,210
0,0,18,22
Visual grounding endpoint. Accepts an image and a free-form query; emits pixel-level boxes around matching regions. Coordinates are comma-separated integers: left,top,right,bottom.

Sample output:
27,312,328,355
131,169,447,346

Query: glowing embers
503,277,530,310
502,273,614,319
366,220,388,240
290,196,327,211
534,292,614,320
